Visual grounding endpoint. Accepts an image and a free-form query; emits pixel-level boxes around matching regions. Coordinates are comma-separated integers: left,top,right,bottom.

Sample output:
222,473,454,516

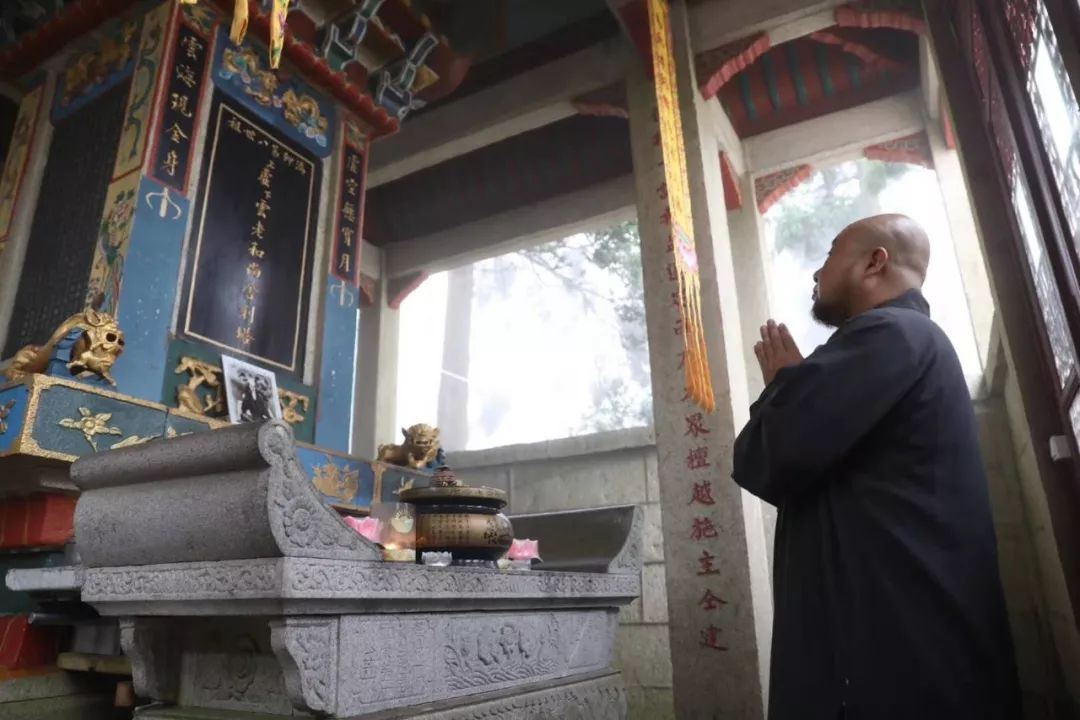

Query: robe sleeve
732,311,926,506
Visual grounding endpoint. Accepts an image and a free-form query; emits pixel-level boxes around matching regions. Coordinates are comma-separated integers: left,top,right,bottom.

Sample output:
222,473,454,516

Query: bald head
811,214,931,327
844,213,931,286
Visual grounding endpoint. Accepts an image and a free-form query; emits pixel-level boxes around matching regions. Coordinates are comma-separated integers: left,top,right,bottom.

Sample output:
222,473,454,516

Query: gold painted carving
110,434,157,449
60,21,138,107
0,399,15,435
311,461,360,501
57,408,123,451
172,356,308,427
174,356,225,416
376,424,441,470
3,311,125,386
109,426,184,450
278,388,309,425
280,88,329,139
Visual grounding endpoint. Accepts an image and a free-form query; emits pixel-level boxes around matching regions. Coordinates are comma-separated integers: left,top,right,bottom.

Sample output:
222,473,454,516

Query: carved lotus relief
444,619,561,690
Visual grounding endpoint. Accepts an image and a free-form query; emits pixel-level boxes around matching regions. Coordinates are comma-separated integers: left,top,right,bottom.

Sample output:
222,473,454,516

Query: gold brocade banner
647,0,715,412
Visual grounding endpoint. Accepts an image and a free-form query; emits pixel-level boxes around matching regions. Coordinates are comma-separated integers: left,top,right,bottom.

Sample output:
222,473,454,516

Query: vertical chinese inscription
182,96,319,373
151,21,210,192
332,119,368,286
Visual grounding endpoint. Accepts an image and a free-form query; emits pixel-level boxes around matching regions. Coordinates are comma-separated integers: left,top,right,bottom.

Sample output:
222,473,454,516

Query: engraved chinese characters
151,22,209,191
181,96,319,374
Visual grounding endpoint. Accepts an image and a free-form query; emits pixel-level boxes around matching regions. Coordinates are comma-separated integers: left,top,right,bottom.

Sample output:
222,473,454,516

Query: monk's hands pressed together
755,320,803,385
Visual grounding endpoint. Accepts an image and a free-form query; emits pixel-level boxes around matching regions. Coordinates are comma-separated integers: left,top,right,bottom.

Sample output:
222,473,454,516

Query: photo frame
221,355,283,424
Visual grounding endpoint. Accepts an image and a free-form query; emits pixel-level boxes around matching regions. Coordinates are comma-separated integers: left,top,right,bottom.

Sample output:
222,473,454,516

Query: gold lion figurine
377,424,441,470
4,310,124,386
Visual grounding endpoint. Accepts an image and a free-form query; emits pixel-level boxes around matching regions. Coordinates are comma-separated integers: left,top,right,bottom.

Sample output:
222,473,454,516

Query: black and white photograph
221,355,282,424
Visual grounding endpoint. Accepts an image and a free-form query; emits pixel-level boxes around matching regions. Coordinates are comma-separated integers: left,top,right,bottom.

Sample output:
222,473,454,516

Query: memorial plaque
180,94,319,375
3,81,132,358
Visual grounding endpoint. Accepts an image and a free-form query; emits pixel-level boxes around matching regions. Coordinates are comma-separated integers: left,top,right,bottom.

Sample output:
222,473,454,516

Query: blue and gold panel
22,377,169,461
296,444,373,514
377,463,434,504
0,383,30,456
111,176,191,404
211,27,335,158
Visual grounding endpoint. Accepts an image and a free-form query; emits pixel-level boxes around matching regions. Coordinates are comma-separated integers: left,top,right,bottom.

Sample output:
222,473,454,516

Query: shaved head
811,214,932,327
844,214,931,285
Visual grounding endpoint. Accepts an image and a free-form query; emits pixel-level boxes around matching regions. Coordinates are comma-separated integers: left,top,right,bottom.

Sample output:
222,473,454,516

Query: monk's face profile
811,214,931,328
811,226,867,327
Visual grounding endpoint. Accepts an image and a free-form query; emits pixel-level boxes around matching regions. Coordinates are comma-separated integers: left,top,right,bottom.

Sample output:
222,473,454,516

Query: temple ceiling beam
383,174,635,279
744,89,923,175
688,0,847,56
367,40,625,188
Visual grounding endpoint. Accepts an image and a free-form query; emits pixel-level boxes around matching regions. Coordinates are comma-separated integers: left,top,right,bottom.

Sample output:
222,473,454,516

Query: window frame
970,0,1080,453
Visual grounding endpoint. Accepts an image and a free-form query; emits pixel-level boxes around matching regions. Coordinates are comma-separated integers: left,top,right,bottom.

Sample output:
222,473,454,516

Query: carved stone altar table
8,421,641,719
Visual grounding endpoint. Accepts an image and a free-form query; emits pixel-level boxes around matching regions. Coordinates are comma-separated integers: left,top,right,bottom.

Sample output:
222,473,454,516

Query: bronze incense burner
399,466,513,564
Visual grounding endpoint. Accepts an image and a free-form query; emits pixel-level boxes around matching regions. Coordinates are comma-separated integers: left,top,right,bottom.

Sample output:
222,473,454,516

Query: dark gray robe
733,290,1020,720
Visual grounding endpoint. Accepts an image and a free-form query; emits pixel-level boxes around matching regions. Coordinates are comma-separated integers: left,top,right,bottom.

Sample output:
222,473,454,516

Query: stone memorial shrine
7,419,641,718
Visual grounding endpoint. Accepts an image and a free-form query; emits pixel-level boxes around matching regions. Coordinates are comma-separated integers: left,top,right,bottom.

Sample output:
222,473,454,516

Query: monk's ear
866,247,889,275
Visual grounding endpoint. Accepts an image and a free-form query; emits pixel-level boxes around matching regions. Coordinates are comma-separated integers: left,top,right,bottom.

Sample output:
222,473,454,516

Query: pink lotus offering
507,538,540,561
343,516,381,544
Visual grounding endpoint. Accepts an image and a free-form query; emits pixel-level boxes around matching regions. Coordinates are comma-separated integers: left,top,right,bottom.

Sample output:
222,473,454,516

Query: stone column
726,171,772,402
725,169,779,572
926,124,995,371
352,248,401,460
0,73,54,351
626,1,772,716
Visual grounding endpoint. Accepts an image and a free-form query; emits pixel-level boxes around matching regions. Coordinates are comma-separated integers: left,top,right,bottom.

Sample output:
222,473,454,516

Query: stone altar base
135,671,626,720
8,422,641,719
0,670,125,720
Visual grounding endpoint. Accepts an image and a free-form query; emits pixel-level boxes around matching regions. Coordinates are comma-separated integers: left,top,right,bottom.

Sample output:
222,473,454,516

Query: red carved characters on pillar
691,517,719,541
700,624,729,651
697,550,720,576
690,480,716,506
698,588,728,611
686,446,710,470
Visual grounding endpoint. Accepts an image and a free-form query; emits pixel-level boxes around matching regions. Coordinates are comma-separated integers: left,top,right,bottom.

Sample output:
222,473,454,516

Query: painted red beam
755,164,813,215
809,29,906,72
697,32,771,100
0,0,141,81
835,4,927,35
720,152,742,211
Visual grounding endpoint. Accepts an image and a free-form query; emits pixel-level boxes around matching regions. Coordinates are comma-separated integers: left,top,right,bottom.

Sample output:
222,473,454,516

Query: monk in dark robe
733,215,1020,720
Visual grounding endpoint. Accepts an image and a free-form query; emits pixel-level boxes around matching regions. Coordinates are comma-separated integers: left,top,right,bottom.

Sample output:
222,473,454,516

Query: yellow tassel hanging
647,0,716,413
177,1,289,70
268,0,288,69
230,0,249,46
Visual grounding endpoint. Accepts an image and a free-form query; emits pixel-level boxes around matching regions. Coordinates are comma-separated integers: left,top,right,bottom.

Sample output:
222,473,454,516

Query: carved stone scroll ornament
258,421,381,561
269,617,338,715
119,618,180,703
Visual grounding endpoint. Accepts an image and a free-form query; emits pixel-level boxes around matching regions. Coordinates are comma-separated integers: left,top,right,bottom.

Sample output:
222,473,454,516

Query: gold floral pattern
312,462,360,501
0,399,15,435
58,407,123,451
